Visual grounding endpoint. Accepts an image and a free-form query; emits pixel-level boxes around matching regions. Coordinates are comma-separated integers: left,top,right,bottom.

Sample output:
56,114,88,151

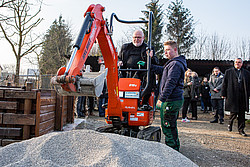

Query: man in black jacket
118,29,159,110
221,58,250,136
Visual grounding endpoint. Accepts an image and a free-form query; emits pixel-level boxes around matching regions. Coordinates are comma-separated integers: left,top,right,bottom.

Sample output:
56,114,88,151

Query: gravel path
0,129,197,167
0,109,249,167
76,109,250,167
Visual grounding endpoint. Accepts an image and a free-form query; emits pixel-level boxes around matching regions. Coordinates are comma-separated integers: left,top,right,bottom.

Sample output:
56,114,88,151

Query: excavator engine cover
118,78,153,126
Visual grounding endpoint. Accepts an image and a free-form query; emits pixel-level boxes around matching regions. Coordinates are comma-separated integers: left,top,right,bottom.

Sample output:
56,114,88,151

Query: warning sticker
137,113,144,117
130,117,138,121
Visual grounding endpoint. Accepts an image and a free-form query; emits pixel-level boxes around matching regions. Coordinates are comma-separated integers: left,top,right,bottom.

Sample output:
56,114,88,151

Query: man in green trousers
151,40,187,151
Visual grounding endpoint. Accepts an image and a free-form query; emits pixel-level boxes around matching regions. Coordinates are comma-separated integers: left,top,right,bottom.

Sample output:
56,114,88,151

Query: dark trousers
211,99,224,121
88,97,94,114
201,97,210,111
98,97,108,117
229,111,245,132
141,71,156,105
190,101,197,118
77,96,86,117
182,98,191,119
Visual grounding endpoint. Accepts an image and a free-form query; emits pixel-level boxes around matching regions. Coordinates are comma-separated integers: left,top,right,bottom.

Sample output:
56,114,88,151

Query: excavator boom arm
56,4,123,122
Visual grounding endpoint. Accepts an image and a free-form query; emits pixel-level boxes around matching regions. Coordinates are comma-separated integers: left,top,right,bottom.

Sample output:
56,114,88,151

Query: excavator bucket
51,66,107,97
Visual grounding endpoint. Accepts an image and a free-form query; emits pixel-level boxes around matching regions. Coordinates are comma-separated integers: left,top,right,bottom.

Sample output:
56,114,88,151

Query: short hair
164,40,177,48
213,66,220,71
235,58,243,62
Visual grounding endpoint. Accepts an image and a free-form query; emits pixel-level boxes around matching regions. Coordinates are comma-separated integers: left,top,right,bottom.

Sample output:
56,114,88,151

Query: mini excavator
52,4,161,141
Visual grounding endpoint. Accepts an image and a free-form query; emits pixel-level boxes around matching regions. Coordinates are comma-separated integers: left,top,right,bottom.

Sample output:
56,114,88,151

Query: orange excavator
52,4,161,141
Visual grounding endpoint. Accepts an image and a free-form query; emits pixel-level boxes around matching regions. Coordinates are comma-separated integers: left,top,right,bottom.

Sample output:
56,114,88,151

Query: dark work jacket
118,42,159,69
151,55,187,102
221,67,250,113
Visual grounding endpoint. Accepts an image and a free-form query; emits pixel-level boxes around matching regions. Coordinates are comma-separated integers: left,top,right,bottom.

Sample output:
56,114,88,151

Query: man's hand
118,61,123,67
146,50,154,58
213,88,219,93
156,100,162,109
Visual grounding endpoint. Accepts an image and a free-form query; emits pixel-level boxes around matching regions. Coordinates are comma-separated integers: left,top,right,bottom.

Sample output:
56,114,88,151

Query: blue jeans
77,96,86,117
98,97,107,116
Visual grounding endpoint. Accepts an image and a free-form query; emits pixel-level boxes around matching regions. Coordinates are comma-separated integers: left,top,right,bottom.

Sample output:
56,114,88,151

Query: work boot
210,119,218,123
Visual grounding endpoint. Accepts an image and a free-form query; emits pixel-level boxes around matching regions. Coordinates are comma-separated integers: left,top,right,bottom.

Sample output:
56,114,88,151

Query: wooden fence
0,82,75,146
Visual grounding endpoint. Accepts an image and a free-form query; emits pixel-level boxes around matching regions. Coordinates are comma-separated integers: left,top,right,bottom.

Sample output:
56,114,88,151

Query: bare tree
0,0,15,22
205,33,231,60
2,64,15,73
0,0,43,85
0,0,13,7
238,38,248,60
190,28,207,59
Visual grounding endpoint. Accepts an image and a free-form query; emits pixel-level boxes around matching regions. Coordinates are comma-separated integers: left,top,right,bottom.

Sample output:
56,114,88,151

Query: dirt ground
76,109,250,167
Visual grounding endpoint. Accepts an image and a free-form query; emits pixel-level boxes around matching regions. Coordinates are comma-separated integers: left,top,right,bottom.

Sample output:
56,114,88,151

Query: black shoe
228,125,232,132
239,131,247,137
210,119,218,123
78,114,85,118
219,119,224,124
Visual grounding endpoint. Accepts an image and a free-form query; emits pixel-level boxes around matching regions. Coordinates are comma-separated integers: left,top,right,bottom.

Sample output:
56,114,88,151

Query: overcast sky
1,0,250,71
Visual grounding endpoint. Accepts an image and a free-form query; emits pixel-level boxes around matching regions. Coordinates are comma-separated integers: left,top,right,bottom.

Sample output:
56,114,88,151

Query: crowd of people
76,29,250,151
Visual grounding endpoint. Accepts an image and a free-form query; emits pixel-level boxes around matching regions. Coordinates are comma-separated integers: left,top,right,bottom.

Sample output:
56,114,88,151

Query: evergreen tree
141,0,164,59
166,0,196,55
39,15,73,74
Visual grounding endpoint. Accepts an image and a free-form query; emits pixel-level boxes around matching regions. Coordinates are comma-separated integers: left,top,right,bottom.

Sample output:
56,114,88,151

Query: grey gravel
0,129,197,167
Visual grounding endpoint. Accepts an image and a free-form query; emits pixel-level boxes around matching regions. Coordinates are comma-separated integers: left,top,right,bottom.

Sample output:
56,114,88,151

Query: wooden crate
0,83,75,146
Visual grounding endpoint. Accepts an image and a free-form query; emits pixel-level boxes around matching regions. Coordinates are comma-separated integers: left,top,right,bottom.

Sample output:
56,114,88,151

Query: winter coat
209,72,224,99
151,55,187,102
183,79,191,99
221,67,250,113
200,82,210,98
190,76,200,101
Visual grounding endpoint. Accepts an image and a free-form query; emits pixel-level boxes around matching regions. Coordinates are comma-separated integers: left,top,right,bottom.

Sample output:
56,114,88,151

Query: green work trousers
160,99,183,151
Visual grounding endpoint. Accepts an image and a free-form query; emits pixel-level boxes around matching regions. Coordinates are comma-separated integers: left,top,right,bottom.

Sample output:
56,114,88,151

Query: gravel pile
0,129,197,167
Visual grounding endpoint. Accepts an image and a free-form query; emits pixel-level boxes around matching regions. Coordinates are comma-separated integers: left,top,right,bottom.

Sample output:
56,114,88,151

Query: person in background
76,64,86,118
221,58,250,136
152,40,187,151
76,96,86,118
181,68,192,122
190,71,200,120
200,77,210,113
209,67,224,124
98,79,108,117
87,97,95,116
